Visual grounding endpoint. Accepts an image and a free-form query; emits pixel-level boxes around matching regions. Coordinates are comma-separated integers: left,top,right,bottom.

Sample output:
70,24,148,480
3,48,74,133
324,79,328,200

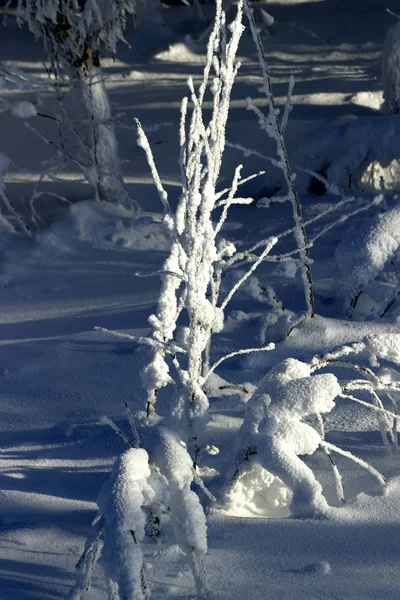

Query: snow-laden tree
16,0,155,206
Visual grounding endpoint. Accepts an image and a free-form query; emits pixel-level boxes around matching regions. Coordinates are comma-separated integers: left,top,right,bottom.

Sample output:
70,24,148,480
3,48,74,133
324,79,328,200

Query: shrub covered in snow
222,333,400,518
223,359,341,518
68,425,210,599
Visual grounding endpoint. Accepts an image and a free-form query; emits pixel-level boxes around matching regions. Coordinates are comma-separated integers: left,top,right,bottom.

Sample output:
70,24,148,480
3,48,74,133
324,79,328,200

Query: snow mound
225,461,291,518
350,91,383,111
364,333,400,366
155,39,205,64
335,206,400,314
11,101,37,119
295,116,400,193
304,561,331,576
37,201,172,253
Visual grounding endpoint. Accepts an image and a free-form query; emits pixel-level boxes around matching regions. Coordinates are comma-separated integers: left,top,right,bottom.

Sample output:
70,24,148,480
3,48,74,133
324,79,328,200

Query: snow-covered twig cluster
311,335,400,454
223,334,400,519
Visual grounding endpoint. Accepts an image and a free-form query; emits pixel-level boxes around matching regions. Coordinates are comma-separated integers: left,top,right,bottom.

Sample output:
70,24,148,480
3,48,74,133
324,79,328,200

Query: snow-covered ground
1,1,400,598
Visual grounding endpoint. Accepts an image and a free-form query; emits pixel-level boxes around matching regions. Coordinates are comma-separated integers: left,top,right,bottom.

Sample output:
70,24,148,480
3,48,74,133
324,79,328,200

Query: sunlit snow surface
1,1,400,599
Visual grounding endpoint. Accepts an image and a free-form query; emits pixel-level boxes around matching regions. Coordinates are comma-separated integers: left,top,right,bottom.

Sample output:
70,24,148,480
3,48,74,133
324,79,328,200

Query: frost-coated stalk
316,413,344,504
321,441,386,487
243,0,315,317
66,517,104,600
0,151,31,236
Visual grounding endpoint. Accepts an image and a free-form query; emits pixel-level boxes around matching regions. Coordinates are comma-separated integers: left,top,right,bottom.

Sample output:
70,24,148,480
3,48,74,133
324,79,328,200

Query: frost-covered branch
321,441,386,487
204,343,275,382
243,0,315,317
0,150,31,236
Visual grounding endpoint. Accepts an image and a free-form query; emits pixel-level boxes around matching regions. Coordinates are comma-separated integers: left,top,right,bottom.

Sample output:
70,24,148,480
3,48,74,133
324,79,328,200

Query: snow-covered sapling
138,0,277,454
223,335,399,518
15,0,151,206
